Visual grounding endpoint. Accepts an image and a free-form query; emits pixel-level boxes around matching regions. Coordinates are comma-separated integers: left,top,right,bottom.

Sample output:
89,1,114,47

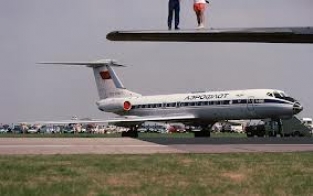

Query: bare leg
196,12,201,25
197,13,201,26
200,11,205,27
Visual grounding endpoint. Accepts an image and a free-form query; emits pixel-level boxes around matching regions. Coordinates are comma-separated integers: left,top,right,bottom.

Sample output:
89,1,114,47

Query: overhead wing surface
106,26,313,44
20,114,197,126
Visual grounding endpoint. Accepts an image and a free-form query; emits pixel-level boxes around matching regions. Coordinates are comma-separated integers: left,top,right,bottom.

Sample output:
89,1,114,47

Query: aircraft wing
106,26,313,44
107,114,197,126
20,114,197,126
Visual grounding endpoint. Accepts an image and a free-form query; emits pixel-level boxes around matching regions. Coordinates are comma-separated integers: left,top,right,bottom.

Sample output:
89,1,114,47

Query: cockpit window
273,92,282,98
272,91,295,102
267,92,273,97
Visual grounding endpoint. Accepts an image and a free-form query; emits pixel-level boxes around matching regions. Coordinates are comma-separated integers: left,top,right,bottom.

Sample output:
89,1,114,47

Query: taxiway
0,138,312,155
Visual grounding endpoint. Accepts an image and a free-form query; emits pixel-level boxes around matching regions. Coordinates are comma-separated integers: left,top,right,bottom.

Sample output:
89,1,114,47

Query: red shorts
193,3,206,13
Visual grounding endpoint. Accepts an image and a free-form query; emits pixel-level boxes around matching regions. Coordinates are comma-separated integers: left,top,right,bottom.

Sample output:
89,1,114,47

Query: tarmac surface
0,137,312,155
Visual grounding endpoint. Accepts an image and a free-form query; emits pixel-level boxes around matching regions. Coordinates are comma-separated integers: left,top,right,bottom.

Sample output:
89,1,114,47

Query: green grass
0,153,312,196
0,132,246,138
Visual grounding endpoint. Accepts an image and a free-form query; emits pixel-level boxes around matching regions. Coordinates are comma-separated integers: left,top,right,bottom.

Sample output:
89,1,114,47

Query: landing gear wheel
194,128,211,137
268,131,277,137
293,131,300,137
121,127,138,138
247,134,253,138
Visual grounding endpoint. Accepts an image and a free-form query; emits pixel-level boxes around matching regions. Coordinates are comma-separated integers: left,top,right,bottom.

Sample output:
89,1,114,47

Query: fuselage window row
131,99,271,109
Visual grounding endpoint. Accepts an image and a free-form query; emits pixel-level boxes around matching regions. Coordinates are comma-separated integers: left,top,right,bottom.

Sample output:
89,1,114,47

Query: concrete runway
0,137,312,155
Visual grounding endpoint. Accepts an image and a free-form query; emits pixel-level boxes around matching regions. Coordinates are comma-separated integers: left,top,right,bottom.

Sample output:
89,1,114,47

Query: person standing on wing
193,0,209,29
168,0,180,30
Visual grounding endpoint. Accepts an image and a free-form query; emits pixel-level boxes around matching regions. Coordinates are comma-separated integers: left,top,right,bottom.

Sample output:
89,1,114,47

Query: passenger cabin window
267,92,273,97
189,102,196,106
181,102,188,107
213,101,220,105
201,101,209,106
222,100,230,105
166,103,176,107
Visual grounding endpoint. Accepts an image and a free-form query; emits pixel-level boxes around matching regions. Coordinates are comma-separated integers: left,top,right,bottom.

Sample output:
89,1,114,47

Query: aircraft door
162,102,167,116
247,96,255,112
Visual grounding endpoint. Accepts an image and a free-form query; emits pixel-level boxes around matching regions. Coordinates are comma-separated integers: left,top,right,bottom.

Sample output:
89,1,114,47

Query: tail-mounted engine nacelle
97,99,132,113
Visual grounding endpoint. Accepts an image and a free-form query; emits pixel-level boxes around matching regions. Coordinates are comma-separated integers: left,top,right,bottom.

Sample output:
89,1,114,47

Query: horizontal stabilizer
38,58,138,99
38,59,126,68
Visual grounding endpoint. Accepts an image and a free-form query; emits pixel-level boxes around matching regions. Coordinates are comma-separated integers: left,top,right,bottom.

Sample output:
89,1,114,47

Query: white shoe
197,24,205,29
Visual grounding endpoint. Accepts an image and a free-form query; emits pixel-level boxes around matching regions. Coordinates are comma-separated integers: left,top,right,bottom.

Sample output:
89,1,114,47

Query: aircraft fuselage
96,89,302,122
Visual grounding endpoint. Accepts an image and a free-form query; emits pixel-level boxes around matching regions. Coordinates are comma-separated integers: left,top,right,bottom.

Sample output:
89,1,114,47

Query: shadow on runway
139,137,313,145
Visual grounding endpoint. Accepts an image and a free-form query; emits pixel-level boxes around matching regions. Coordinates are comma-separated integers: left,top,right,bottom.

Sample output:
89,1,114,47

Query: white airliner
38,59,303,137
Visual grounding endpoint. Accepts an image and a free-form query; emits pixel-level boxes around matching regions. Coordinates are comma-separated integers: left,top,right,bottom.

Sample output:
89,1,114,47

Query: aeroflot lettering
185,93,229,100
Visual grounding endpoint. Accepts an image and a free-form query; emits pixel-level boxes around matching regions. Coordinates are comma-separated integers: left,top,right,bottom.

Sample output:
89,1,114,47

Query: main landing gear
194,126,211,137
121,126,139,138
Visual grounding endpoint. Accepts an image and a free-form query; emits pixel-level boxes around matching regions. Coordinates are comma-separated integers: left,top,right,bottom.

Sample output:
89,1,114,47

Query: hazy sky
0,0,313,123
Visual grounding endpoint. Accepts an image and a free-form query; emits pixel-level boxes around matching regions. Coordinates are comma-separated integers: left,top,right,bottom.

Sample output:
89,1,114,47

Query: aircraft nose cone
293,102,303,114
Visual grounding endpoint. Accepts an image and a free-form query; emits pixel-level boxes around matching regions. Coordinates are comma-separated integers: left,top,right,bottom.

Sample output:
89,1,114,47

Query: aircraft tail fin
39,59,142,99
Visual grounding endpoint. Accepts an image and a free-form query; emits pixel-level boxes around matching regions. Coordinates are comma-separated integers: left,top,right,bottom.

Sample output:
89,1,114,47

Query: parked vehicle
0,124,11,133
11,125,23,134
27,126,40,133
301,118,313,134
61,125,75,134
245,116,311,137
230,124,244,133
